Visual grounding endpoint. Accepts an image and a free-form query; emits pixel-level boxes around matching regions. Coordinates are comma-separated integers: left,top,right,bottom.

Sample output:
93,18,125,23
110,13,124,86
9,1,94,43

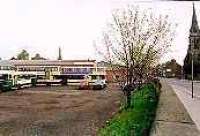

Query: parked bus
0,60,107,90
61,67,107,89
0,70,37,91
36,67,62,86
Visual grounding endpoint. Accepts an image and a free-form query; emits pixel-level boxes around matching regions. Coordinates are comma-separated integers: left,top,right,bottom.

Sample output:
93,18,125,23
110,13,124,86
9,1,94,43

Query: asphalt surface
165,78,200,132
166,78,200,98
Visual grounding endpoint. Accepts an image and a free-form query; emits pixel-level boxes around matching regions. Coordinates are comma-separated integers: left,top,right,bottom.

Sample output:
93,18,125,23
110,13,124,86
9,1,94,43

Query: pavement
166,78,200,132
150,79,200,136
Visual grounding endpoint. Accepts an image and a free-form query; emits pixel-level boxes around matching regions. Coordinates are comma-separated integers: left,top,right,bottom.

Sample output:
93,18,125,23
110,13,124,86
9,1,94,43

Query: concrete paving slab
169,80,200,132
150,79,200,136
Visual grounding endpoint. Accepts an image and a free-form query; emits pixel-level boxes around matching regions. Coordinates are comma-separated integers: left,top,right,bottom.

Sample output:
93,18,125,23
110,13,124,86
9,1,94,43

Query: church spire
190,3,199,33
58,46,62,60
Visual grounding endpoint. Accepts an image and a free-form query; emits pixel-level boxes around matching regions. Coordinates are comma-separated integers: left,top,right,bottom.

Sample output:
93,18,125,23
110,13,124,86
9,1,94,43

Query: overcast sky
0,0,199,65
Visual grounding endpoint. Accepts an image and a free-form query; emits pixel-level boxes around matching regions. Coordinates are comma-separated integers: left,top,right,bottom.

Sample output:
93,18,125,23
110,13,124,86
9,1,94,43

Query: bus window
37,76,45,79
0,74,8,81
67,75,85,79
90,75,97,80
24,75,30,79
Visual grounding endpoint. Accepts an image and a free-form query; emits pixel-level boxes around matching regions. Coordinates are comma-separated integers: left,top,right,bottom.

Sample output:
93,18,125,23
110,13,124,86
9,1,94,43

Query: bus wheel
17,85,21,90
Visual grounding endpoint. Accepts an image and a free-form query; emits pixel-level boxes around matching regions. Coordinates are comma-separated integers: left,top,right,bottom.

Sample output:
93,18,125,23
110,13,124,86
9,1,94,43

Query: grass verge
98,83,160,136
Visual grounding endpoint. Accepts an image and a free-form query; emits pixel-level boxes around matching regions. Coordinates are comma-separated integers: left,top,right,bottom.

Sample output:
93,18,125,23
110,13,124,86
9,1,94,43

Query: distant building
10,57,17,60
97,61,110,67
159,59,182,78
97,61,125,82
0,60,15,70
0,59,98,75
184,4,200,79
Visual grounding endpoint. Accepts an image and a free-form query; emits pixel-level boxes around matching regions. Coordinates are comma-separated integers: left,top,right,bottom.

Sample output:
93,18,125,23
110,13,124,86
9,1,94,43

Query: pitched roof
190,3,200,33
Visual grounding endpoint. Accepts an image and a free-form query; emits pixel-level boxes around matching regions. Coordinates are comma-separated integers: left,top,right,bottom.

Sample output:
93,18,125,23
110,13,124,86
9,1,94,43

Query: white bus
0,70,37,91
61,67,107,89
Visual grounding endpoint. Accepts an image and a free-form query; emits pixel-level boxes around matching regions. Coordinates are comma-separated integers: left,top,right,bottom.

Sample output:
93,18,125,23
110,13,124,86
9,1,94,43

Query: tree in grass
17,49,29,60
95,5,176,108
31,53,46,60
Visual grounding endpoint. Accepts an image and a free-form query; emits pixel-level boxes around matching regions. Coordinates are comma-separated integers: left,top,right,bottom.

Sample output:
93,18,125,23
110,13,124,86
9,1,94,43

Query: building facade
184,4,200,79
158,59,182,78
0,60,106,82
97,61,127,82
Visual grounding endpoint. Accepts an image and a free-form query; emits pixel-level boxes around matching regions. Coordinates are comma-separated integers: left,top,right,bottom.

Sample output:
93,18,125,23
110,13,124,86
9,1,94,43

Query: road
165,78,200,132
166,78,200,98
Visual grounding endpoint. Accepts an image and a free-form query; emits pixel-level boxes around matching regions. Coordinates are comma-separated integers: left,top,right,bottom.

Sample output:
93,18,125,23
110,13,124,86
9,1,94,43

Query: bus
36,67,62,86
0,64,107,91
61,67,107,89
0,70,37,91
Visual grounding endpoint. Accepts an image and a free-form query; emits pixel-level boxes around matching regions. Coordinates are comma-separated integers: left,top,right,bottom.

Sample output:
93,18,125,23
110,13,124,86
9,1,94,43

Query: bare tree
95,5,176,108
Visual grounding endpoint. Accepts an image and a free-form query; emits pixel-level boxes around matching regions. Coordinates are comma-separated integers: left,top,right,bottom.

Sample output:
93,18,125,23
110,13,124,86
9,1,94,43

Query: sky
0,0,199,65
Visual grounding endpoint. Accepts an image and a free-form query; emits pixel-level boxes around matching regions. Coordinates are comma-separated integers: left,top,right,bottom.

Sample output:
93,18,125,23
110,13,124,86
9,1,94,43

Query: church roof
190,3,200,33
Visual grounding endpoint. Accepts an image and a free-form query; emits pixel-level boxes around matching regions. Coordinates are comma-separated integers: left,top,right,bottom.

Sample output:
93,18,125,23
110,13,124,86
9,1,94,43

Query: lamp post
191,37,194,98
191,48,194,98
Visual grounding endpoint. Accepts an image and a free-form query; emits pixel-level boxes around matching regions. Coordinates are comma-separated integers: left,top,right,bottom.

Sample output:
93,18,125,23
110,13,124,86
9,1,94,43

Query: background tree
31,53,46,60
17,49,29,60
95,5,176,107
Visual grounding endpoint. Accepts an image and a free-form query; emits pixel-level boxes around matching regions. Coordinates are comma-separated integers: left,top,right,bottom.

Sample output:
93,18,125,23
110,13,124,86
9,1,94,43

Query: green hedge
98,83,160,136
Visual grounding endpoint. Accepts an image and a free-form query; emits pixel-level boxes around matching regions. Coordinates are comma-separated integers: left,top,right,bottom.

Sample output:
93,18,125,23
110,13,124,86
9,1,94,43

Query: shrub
98,83,160,136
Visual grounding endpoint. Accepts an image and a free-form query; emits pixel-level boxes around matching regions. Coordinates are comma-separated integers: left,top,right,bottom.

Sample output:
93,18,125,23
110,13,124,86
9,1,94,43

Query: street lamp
191,37,194,98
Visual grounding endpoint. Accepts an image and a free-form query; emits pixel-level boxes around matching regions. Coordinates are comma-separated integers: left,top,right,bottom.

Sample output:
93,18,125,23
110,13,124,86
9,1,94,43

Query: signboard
61,68,91,75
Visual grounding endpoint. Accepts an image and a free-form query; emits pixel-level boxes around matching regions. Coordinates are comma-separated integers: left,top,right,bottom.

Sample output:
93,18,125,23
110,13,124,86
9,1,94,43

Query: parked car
92,78,106,90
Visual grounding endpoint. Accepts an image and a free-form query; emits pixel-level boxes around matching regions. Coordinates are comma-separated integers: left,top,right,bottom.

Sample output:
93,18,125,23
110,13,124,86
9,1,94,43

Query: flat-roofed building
0,60,106,85
8,60,97,75
0,60,15,70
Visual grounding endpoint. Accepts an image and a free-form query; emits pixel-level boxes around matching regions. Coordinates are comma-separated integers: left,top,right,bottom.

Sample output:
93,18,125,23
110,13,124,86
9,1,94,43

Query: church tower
184,3,200,79
190,3,199,33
